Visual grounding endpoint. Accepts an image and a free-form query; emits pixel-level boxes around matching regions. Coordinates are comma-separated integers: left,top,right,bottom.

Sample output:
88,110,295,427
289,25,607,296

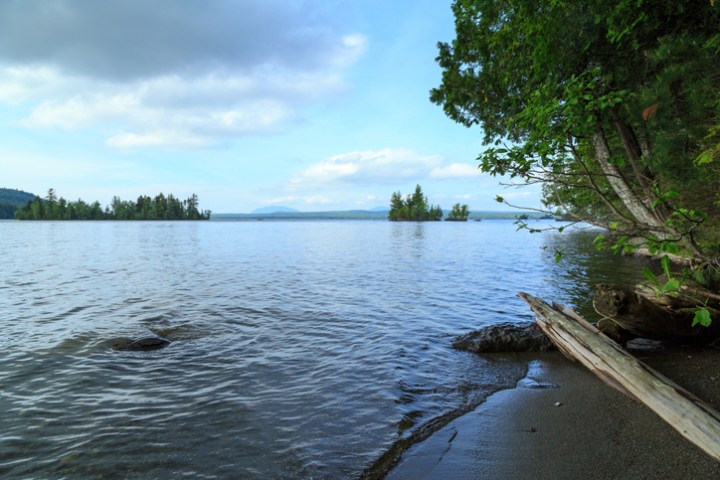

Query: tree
432,0,720,260
15,188,211,221
433,0,720,328
388,185,443,221
185,193,201,220
446,203,470,222
45,188,58,219
389,191,406,221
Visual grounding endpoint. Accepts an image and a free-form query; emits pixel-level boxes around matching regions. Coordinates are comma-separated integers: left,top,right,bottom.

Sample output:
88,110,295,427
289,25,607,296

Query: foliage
0,203,17,219
15,188,211,221
433,0,720,326
693,307,712,327
388,185,443,221
642,256,682,295
0,188,36,219
433,0,720,254
0,188,36,206
446,203,470,221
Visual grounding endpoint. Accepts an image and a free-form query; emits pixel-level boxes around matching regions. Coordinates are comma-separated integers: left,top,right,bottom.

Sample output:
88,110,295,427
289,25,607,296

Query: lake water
0,220,649,479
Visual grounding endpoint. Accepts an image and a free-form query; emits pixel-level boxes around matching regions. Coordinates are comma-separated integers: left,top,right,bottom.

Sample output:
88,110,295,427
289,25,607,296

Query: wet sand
387,348,720,480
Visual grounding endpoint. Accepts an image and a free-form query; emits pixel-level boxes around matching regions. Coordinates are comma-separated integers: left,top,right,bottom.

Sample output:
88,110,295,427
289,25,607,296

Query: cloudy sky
0,0,541,213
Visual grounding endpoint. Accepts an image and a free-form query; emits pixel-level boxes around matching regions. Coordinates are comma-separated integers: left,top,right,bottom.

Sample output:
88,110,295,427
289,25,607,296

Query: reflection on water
0,220,649,479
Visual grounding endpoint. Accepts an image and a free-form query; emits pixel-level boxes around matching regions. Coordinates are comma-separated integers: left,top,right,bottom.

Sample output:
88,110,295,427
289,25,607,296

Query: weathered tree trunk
519,292,720,461
592,126,706,259
611,114,654,195
592,127,667,232
592,283,720,343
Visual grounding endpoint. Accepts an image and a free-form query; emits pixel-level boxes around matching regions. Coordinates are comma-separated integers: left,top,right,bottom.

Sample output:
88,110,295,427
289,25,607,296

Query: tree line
15,188,211,221
0,188,35,219
388,184,469,221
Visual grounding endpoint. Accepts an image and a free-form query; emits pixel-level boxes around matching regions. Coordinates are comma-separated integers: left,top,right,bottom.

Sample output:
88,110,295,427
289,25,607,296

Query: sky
0,0,542,213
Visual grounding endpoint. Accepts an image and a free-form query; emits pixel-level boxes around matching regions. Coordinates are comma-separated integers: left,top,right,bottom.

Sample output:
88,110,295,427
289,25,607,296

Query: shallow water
0,220,649,479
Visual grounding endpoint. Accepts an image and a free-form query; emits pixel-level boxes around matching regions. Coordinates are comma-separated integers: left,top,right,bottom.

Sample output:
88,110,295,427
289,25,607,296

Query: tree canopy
0,188,36,219
389,185,443,221
433,0,720,265
15,189,211,221
446,203,470,222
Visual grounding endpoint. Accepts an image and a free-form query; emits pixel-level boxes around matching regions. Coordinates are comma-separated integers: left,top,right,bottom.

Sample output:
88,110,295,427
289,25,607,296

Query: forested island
388,184,469,221
13,188,211,220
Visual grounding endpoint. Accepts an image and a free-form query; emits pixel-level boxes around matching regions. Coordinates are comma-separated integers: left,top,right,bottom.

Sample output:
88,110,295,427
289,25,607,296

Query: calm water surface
0,220,649,479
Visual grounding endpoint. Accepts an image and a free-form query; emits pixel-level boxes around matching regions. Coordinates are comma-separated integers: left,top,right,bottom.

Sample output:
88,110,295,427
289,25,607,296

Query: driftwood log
593,283,720,343
519,292,720,461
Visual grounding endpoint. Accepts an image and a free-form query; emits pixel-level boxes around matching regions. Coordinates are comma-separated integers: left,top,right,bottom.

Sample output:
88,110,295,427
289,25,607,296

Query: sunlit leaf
692,308,712,327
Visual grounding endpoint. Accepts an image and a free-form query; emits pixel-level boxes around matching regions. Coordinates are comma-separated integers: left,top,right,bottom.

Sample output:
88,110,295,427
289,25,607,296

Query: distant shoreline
210,211,553,222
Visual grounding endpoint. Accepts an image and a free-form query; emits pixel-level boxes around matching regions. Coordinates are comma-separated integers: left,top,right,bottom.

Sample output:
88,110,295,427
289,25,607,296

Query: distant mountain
0,188,37,219
0,188,36,206
251,206,300,214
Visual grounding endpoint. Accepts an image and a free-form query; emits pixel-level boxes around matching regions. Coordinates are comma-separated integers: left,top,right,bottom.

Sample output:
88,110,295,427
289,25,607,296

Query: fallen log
518,292,720,462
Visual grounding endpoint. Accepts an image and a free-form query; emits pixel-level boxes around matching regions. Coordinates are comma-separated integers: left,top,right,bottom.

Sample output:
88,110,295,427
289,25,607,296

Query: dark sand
387,347,720,480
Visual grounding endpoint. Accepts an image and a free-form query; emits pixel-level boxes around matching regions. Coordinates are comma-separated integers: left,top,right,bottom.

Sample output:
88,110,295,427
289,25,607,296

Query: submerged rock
111,336,171,351
452,322,556,353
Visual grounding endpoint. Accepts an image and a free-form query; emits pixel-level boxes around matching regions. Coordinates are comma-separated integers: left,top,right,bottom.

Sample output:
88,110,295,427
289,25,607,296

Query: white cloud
7,67,352,147
291,148,444,187
335,34,369,66
105,132,209,149
430,163,482,178
0,1,360,81
0,2,368,149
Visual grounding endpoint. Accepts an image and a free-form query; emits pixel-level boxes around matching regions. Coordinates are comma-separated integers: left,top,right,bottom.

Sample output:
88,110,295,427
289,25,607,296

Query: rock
111,336,171,351
452,322,556,353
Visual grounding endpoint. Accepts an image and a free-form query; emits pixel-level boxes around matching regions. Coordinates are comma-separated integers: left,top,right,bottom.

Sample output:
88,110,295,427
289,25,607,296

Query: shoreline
386,349,720,479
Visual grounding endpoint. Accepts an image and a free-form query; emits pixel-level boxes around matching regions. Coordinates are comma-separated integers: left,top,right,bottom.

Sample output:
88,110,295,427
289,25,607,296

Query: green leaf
642,267,659,285
623,244,638,254
662,278,681,292
661,256,671,279
661,243,680,255
593,235,605,250
695,150,716,166
495,195,504,203
692,308,712,327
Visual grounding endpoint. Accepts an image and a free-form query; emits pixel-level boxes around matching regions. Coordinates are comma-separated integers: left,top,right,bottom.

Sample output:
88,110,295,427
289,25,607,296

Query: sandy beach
387,347,720,480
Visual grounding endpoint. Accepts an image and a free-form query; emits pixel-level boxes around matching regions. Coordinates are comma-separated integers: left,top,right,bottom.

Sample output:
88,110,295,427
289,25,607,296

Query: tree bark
519,292,720,462
592,126,667,234
612,116,654,197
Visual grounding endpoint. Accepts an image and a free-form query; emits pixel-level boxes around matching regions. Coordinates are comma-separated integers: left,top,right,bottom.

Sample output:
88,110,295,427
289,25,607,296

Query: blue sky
0,0,541,213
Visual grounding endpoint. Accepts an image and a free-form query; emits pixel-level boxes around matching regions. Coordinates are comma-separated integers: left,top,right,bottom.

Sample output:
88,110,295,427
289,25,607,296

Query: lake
0,220,649,479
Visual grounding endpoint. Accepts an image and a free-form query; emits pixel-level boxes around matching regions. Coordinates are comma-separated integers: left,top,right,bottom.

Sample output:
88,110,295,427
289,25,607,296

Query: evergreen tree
14,188,210,221
388,185,443,221
447,203,469,221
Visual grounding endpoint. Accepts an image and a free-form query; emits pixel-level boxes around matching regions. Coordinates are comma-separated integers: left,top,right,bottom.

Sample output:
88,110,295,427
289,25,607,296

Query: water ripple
0,220,649,479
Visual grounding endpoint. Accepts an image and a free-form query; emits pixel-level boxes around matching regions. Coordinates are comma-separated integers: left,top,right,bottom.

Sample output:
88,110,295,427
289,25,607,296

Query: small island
14,188,211,221
388,184,469,222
